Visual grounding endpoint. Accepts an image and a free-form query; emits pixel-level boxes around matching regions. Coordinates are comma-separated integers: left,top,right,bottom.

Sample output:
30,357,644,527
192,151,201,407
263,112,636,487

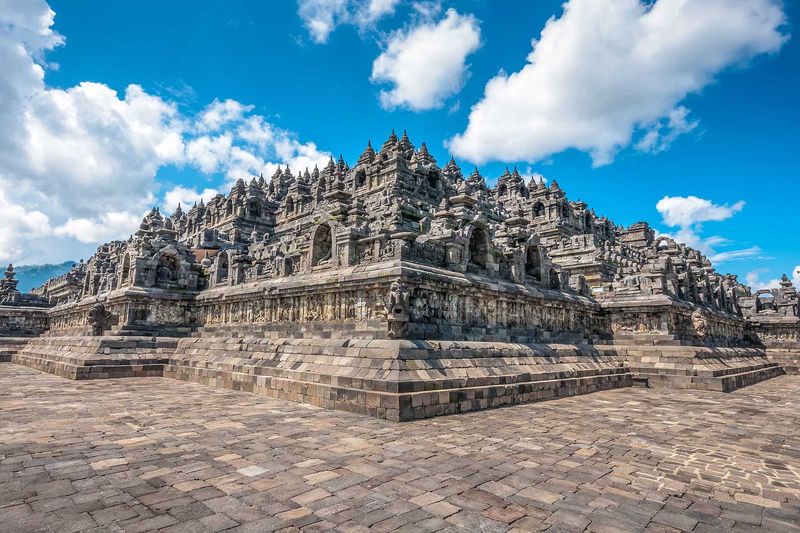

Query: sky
0,0,798,290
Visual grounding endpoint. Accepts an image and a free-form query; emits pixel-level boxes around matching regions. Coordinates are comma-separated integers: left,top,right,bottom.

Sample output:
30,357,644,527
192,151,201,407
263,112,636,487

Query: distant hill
13,261,76,293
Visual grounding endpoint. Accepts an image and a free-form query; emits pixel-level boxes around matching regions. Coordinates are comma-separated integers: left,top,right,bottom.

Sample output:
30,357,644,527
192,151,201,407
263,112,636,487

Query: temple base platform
0,334,785,420
8,336,175,380
612,336,784,391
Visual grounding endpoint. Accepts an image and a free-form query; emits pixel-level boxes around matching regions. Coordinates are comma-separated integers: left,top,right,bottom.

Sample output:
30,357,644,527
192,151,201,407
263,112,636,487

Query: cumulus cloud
197,98,254,132
298,0,400,43
0,189,51,262
53,212,142,244
753,265,800,290
746,269,782,290
162,186,220,212
635,106,699,154
23,82,183,217
655,195,760,265
448,0,788,165
0,0,331,265
656,196,745,227
185,134,234,174
371,8,481,111
0,1,182,261
185,104,331,188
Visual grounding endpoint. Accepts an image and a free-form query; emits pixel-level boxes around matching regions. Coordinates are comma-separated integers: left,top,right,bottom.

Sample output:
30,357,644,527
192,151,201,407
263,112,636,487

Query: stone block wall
603,298,747,347
0,306,49,337
10,336,177,379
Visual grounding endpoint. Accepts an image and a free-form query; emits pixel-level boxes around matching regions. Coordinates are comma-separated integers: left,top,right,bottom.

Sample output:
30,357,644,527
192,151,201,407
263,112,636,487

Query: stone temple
1,131,798,421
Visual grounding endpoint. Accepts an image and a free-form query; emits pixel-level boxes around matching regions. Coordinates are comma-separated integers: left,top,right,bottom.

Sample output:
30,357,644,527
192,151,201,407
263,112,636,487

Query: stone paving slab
1,365,799,532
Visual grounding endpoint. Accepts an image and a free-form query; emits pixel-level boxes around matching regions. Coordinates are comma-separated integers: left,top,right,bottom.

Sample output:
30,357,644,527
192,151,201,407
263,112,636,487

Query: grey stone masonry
0,130,797,418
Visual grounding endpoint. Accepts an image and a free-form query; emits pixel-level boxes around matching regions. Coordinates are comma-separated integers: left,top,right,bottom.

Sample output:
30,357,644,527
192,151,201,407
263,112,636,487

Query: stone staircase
611,343,784,392
2,330,789,421
0,337,28,362
163,337,631,421
106,324,194,338
9,336,177,379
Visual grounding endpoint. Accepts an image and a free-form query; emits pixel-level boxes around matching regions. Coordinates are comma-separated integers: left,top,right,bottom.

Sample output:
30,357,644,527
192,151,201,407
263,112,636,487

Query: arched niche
428,171,439,189
248,200,261,218
654,237,671,252
468,227,490,269
120,254,131,285
532,202,545,218
756,291,776,313
311,224,333,267
156,253,180,284
525,245,542,283
215,253,229,284
355,170,367,188
549,269,561,290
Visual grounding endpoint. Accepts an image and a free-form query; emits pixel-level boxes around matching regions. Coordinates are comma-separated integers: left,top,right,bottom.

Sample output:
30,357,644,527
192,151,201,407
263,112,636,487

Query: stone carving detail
691,309,708,340
0,129,792,347
386,281,410,339
87,303,114,336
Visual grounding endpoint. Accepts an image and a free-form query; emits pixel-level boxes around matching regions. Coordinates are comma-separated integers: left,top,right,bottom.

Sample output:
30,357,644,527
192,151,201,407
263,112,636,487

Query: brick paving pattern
1,365,799,532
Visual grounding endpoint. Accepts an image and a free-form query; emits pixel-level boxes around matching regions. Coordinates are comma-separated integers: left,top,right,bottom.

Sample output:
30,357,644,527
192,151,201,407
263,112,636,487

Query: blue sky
1,0,798,289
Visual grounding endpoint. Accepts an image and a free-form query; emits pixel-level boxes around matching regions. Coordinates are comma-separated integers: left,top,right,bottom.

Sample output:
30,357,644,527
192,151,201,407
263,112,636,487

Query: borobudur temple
1,131,798,421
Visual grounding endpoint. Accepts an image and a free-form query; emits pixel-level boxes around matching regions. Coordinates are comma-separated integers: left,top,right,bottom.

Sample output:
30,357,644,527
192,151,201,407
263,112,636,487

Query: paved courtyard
1,365,799,533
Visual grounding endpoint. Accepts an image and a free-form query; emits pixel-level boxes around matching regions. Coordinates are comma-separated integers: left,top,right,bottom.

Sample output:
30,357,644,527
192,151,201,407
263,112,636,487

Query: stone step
633,364,784,392
108,325,193,338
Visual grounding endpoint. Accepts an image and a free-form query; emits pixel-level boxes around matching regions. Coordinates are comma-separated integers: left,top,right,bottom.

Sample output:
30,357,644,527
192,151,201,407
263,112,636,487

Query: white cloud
358,0,400,27
298,0,348,43
0,0,332,265
747,265,800,290
746,269,781,290
186,134,234,174
448,0,788,165
163,186,220,212
635,106,699,154
0,189,51,263
237,115,276,148
371,8,481,111
656,196,744,227
655,195,760,265
0,1,171,261
197,98,254,132
297,0,400,44
23,82,184,218
54,211,142,244
185,119,330,189
709,246,762,264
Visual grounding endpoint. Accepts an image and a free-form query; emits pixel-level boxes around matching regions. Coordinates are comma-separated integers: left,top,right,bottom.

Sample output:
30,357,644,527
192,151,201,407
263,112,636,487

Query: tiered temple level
1,131,797,419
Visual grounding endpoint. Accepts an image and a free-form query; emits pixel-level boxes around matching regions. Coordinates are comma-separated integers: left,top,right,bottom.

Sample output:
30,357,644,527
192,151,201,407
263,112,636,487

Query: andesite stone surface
1,364,799,532
1,130,798,419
